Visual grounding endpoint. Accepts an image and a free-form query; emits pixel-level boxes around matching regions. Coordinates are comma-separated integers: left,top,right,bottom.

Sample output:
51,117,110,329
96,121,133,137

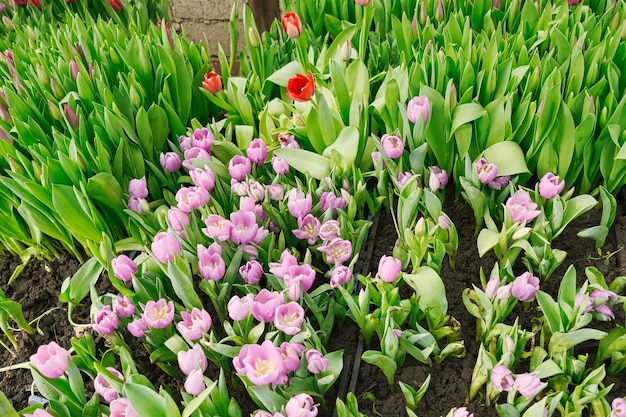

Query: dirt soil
0,195,625,417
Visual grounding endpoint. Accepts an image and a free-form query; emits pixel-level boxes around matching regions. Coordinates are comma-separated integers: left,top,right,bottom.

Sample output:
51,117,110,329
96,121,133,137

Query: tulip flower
228,155,252,181
230,210,259,245
611,398,626,417
233,340,286,386
287,189,313,219
111,254,137,282
94,367,123,403
183,147,212,170
286,70,315,102
272,155,290,174
127,317,148,337
251,289,284,322
381,134,404,159
160,152,181,172
240,260,264,285
113,295,135,318
247,138,268,164
285,394,318,417
283,263,316,300
306,349,329,374
178,344,208,377
151,231,182,263
203,214,233,241
488,175,511,190
178,308,212,340
281,12,302,38
319,220,341,241
278,133,300,148
474,157,498,184
142,299,175,329
93,306,119,336
485,276,500,298
269,250,299,278
228,293,254,321
452,407,474,417
538,172,565,199
274,301,305,335
128,177,148,199
318,238,352,265
109,398,139,417
505,190,540,224
175,186,210,213
330,265,352,288
30,342,71,379
514,373,545,398
167,207,190,235
25,409,54,417
398,171,415,189
490,364,514,392
511,272,540,301
354,0,371,5
292,214,321,244
407,95,431,123
202,71,222,94
197,243,226,281
267,184,284,201
279,342,305,372
429,166,448,191
320,192,347,214
377,255,402,283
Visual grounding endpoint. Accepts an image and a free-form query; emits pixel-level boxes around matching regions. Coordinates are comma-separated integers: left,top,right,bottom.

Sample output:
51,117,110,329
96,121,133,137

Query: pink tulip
151,231,182,263
228,294,254,321
111,254,137,282
178,344,208,376
268,250,299,279
267,184,284,201
251,289,284,322
438,215,451,230
183,147,212,170
93,306,119,336
398,171,414,189
611,398,626,417
191,127,215,151
490,364,514,392
496,284,512,300
515,373,544,398
190,166,216,191
240,260,264,285
511,272,539,302
30,342,71,379
594,303,615,321
505,190,540,224
428,166,448,191
228,155,252,181
230,210,259,245
233,340,286,386
285,393,318,417
407,95,431,123
114,295,136,318
539,172,565,199
319,192,347,214
279,133,300,149
127,197,148,214
274,301,305,335
109,398,139,417
160,152,181,172
452,407,474,417
197,243,226,281
574,293,594,313
128,177,148,199
272,156,290,175
178,308,212,340
25,409,54,417
142,299,175,329
247,138,268,164
330,265,352,288
175,186,210,213
284,264,316,300
319,220,341,241
318,238,352,265
279,342,305,372
292,214,321,244
377,255,402,283
485,276,499,298
381,134,404,159
127,317,148,337
203,214,232,241
287,189,312,219
305,349,328,374
354,0,371,5
231,180,249,197
94,367,123,403
474,157,498,184
488,175,511,190
167,207,190,234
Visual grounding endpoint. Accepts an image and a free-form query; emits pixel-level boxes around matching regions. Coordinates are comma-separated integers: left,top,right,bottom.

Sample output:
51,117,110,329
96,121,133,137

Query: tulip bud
411,18,418,40
129,85,141,107
292,112,305,126
51,78,64,100
0,127,12,143
588,95,595,115
488,69,497,96
622,19,626,40
435,0,444,21
537,98,545,117
248,27,261,48
69,59,79,81
64,104,79,129
36,63,48,87
341,40,352,61
2,16,14,32
47,100,63,121
75,42,86,61
599,106,608,128
414,217,426,236
448,83,457,110
528,66,540,92
419,1,427,26
610,13,620,31
8,157,22,174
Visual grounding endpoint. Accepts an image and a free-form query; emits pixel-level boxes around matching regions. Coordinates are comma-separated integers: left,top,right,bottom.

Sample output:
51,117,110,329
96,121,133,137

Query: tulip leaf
267,61,304,87
124,382,166,417
59,257,103,305
322,126,359,172
167,256,202,310
477,229,500,257
248,384,287,412
274,148,331,180
52,184,103,244
403,267,448,319
482,141,529,176
450,103,486,137
361,350,397,385
181,381,218,417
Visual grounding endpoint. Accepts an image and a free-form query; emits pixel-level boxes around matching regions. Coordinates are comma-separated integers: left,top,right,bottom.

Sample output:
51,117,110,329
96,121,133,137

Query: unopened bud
248,26,261,48
75,42,86,61
0,127,12,143
292,113,305,126
448,83,457,109
50,78,64,100
129,85,141,107
36,63,48,87
610,13,620,31
64,104,79,129
2,16,14,31
588,95,595,115
31,160,41,180
435,0,444,21
69,59,79,81
599,106,608,127
512,226,532,240
584,63,598,86
411,18,418,40
529,66,540,92
47,100,62,121
341,40,352,61
7,157,22,174
415,217,426,235
419,1,427,26
537,98,545,117
622,19,626,40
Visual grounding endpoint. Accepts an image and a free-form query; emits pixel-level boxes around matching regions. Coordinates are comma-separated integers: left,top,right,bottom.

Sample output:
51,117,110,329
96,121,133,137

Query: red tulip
202,71,222,94
108,0,123,13
281,12,302,38
286,70,315,102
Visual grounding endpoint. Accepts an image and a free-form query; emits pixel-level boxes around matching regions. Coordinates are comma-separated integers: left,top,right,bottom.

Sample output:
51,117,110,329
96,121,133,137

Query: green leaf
274,148,331,180
52,184,103,243
0,391,20,417
59,257,103,305
322,126,359,172
361,350,397,385
124,382,166,417
403,267,448,319
477,229,500,257
482,141,529,176
167,256,202,310
450,103,486,136
266,61,304,87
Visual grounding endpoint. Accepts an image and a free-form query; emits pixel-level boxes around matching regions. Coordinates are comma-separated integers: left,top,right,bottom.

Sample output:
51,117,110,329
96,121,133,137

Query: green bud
588,95,595,115
419,1,427,26
610,13,620,31
584,63,598,86
341,40,352,61
47,100,63,121
248,27,261,48
129,85,141,107
7,157,22,174
528,66,540,92
622,19,626,40
50,78,64,100
537,98,545,117
599,106,608,128
488,69,497,96
435,0,444,21
2,16,14,32
414,217,426,236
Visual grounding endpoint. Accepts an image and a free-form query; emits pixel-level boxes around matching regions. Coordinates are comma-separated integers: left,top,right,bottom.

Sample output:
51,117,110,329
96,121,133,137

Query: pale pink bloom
160,152,181,172
284,264,316,300
111,254,137,282
319,220,341,241
279,133,300,148
319,192,347,214
247,138,268,164
515,373,545,398
318,238,352,265
354,0,371,5
407,95,431,123
285,393,318,417
539,172,565,199
178,344,208,376
488,175,510,190
243,244,260,259
25,408,54,417
574,293,594,313
175,186,210,213
305,349,328,374
251,289,284,322
183,147,212,170
228,293,255,321
452,407,474,417
438,215,451,230
190,166,215,191
293,214,321,244
233,340,286,386
128,177,148,199
371,151,383,167
127,197,148,214
398,171,414,189
474,157,498,184
127,317,148,337
30,342,71,379
506,190,540,224
496,284,512,300
198,243,226,281
93,305,119,336
594,303,615,321
167,207,189,235
253,411,285,417
231,179,250,197
274,301,305,335
590,288,619,304
287,189,312,219
228,155,252,181
109,398,139,417
247,180,266,202
490,364,514,392
381,134,404,159
279,342,305,372
143,299,175,329
94,367,123,403
268,250,299,278
240,260,264,285
485,276,499,298
272,156,289,175
185,369,206,395
511,272,540,302
151,231,182,263
178,308,212,340
611,398,626,417
230,210,259,245
330,265,352,288
114,295,135,318
203,214,232,241
377,255,402,283
429,166,448,191
267,184,284,200
191,127,215,151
